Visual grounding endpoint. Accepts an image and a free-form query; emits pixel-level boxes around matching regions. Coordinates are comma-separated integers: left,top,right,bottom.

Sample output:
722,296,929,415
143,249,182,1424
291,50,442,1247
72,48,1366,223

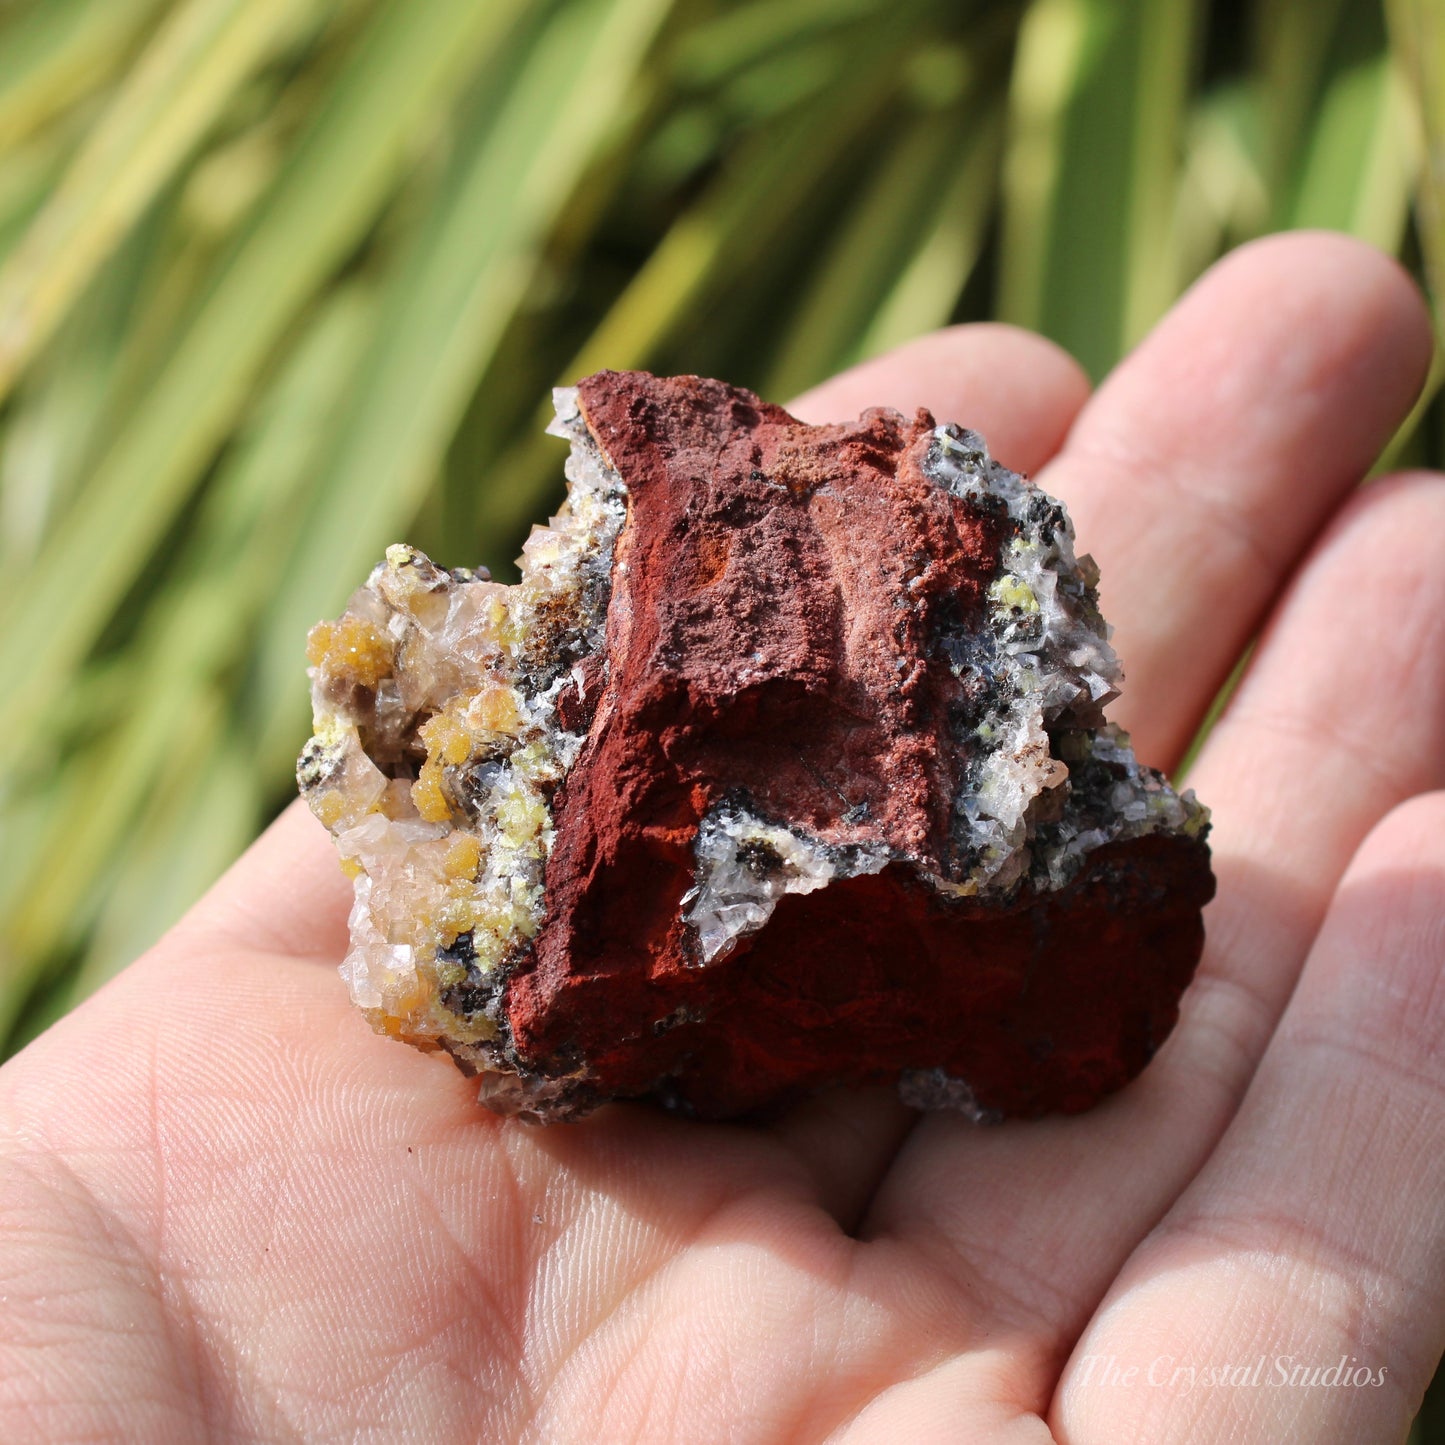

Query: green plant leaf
999,0,1202,376
1290,41,1417,251
0,286,376,1033
852,105,1004,363
0,0,326,402
466,25,916,554
0,0,532,760
0,0,165,152
1388,0,1445,326
763,101,986,399
1253,0,1351,210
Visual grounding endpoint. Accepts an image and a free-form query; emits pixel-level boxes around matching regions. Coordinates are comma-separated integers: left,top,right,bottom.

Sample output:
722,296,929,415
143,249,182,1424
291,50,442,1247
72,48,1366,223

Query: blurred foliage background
1,1,1441,1012
0,0,1442,1428
1,0,1441,1023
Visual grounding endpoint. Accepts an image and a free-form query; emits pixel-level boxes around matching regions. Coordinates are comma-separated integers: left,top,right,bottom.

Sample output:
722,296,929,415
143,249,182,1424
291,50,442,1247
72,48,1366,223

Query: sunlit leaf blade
1000,0,1202,377
0,624,223,1038
0,0,165,152
0,0,532,757
0,0,324,403
1171,83,1269,288
669,0,882,87
1254,0,1352,211
564,68,899,381
764,103,981,399
0,210,171,568
852,106,1004,364
1289,30,1417,251
0,286,375,1032
0,121,70,263
1388,0,1445,323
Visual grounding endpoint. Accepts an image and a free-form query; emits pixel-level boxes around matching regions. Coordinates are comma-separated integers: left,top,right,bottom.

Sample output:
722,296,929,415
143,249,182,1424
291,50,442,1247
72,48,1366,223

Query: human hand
2,231,1442,1444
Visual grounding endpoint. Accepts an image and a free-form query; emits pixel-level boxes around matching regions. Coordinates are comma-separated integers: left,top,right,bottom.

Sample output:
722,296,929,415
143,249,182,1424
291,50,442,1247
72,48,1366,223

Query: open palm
4,232,1444,1444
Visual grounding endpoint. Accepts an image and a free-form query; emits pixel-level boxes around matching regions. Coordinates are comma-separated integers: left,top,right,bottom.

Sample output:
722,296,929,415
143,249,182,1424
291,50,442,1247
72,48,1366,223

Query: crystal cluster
300,370,1214,1122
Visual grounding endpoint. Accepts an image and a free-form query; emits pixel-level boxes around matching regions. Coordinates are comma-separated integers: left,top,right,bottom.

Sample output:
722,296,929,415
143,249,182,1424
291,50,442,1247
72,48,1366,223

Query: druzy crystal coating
299,390,621,1104
300,370,1214,1122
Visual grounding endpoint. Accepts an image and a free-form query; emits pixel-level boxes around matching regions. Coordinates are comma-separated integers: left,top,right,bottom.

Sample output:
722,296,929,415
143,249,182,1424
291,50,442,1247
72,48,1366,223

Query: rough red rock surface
502,372,1214,1119
300,369,1214,1123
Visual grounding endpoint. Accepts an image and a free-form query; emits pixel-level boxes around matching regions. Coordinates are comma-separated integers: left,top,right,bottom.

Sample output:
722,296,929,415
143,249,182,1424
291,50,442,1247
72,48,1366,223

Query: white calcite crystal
681,805,890,963
922,423,1207,897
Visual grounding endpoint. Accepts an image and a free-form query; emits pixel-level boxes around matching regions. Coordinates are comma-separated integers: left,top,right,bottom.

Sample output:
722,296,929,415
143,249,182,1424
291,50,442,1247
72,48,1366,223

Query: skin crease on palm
2,233,1445,1445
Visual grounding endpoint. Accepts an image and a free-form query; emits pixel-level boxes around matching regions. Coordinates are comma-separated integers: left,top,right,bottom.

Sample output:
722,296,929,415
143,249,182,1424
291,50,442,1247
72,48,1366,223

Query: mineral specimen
299,370,1214,1123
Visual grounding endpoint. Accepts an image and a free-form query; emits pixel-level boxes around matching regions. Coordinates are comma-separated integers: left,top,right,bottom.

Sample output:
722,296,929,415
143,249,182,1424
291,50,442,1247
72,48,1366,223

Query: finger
168,798,349,961
768,1085,915,1232
787,321,1090,475
864,471,1445,1360
1052,792,1445,1445
180,325,1092,966
1039,230,1432,769
1153,470,1445,1102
